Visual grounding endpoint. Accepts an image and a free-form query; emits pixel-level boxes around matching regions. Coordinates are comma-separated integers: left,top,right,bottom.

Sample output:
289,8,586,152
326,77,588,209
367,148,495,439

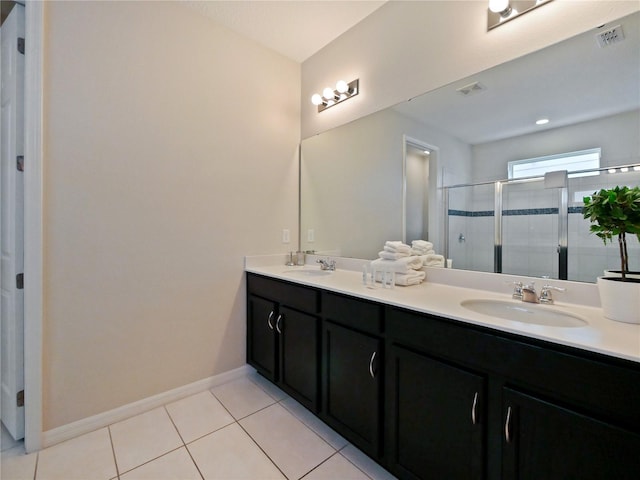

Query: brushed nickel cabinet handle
369,351,377,379
472,392,479,425
275,314,283,334
267,311,274,330
505,406,512,443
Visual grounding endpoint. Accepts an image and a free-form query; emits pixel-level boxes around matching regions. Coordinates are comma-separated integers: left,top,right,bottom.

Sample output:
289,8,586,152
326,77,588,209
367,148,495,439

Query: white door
1,3,25,441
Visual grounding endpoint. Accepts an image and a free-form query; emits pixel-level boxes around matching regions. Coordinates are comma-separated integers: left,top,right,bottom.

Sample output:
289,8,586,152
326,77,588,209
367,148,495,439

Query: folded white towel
378,250,410,260
386,241,407,248
384,241,411,253
411,240,433,250
371,256,424,273
384,245,411,254
411,247,435,256
394,270,426,286
373,269,426,286
424,254,445,267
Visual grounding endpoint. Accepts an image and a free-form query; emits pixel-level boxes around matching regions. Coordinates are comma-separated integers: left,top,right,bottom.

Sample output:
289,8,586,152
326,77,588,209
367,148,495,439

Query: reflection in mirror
300,11,640,282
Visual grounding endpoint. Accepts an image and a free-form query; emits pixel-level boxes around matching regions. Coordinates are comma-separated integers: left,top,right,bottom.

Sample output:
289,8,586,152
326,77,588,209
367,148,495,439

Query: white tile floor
0,370,397,480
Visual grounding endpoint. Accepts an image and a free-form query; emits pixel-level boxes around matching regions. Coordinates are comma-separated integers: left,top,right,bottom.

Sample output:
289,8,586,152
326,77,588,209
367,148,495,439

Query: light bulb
322,87,335,100
634,166,640,171
311,93,323,106
336,80,349,93
489,0,510,13
608,168,617,174
620,167,629,172
535,118,549,125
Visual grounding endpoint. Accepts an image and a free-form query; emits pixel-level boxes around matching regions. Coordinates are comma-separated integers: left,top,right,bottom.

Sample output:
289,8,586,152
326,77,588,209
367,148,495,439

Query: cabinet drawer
247,273,320,313
323,292,383,335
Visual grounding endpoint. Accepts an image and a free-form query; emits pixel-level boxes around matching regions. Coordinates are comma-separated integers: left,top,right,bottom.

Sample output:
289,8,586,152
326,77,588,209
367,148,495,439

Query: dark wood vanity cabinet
502,387,640,480
247,273,640,480
246,274,321,411
386,306,640,480
322,292,384,459
386,345,485,480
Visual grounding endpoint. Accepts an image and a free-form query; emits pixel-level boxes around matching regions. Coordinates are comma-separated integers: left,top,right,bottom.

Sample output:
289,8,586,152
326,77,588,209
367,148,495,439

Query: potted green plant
583,186,640,323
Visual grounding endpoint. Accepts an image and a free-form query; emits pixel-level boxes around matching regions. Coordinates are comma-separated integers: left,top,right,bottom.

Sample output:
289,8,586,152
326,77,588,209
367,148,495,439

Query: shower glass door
501,178,565,279
445,183,495,273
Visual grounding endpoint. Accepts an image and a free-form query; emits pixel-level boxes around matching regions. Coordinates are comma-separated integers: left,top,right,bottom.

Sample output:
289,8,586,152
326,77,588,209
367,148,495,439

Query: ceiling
183,0,386,63
393,11,640,145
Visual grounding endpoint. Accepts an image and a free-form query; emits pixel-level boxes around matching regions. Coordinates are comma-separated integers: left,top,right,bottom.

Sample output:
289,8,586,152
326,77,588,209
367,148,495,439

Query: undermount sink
282,267,333,277
460,299,587,328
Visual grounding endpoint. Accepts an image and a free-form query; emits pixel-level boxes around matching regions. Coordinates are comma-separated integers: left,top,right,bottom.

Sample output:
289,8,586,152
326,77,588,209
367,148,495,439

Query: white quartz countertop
246,262,640,364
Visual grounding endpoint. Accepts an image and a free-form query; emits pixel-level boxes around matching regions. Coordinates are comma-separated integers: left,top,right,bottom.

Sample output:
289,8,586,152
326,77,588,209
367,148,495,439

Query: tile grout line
246,378,382,480
115,445,186,478
234,420,291,480
335,445,377,480
209,385,290,480
107,426,120,480
163,405,205,480
32,451,39,480
235,379,350,480
246,374,342,452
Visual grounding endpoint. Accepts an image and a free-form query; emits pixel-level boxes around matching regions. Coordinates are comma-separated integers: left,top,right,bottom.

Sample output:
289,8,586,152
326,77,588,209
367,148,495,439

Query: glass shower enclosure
444,164,640,282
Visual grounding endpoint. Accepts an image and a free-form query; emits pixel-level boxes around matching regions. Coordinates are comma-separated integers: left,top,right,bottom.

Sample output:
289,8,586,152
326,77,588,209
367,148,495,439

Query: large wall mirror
300,11,639,283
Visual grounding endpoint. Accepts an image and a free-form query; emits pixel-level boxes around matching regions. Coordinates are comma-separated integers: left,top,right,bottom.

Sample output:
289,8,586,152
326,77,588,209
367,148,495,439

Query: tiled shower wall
448,170,640,283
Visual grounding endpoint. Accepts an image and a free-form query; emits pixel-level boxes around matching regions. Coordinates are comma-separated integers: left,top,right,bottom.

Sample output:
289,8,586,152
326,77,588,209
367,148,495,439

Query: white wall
42,1,299,430
471,110,640,182
302,0,640,138
300,108,471,259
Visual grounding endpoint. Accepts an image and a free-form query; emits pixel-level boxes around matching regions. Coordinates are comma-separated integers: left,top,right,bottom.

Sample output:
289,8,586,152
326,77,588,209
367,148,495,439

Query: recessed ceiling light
535,118,550,125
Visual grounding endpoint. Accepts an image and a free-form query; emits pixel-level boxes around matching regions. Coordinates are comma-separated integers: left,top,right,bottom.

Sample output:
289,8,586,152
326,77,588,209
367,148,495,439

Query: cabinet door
387,345,485,480
247,295,277,380
502,387,640,480
278,306,320,411
324,322,382,458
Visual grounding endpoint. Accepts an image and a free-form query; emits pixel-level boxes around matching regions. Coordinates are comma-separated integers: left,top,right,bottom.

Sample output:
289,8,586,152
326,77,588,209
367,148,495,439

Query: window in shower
508,148,601,180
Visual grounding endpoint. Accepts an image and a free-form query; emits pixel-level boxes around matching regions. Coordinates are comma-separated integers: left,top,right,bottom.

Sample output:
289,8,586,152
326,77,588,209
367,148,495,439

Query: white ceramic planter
603,270,640,280
597,277,640,324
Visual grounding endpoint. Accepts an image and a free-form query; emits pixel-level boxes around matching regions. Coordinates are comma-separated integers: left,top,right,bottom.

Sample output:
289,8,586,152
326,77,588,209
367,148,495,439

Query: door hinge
17,37,25,55
16,273,24,290
17,390,24,407
17,155,24,172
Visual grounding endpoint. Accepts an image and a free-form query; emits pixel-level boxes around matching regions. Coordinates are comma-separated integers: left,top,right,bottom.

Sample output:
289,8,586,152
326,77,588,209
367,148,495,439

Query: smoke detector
596,25,625,48
456,82,486,97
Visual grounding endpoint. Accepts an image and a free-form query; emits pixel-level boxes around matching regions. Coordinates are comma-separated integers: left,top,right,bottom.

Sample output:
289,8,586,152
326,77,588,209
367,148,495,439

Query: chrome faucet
509,281,524,300
522,282,539,303
539,285,566,304
317,258,336,271
520,281,566,304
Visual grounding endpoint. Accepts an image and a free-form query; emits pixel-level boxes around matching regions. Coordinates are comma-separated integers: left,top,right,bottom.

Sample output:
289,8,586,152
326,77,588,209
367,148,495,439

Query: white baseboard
42,364,252,448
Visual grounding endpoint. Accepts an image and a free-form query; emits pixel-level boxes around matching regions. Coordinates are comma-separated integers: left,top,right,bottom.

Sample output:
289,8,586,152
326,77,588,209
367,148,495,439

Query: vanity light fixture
488,0,553,31
608,164,640,174
311,79,359,112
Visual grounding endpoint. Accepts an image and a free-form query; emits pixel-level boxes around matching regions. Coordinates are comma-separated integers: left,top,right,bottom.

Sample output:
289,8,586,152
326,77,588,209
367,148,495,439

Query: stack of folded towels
371,240,447,286
372,241,426,286
411,240,446,267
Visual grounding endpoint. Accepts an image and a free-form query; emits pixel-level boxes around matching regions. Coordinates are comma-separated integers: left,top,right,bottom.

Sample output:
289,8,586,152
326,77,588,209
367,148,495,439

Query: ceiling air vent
456,82,486,97
596,25,625,48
